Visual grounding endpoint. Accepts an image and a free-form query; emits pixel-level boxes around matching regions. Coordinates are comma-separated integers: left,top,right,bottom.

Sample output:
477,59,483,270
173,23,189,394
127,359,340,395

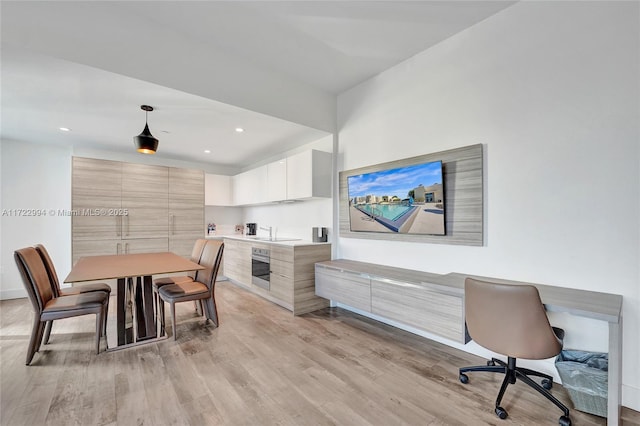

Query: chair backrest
464,277,562,360
188,239,208,279
195,240,224,293
34,244,61,297
14,247,55,314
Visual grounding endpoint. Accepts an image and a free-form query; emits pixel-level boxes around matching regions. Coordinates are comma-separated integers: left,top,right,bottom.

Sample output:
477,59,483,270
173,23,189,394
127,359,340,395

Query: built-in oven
251,247,270,290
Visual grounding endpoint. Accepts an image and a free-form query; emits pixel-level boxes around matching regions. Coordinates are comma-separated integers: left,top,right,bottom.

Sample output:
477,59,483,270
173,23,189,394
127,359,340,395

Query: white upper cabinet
229,150,331,206
266,158,287,202
286,150,332,200
205,174,233,206
233,165,268,206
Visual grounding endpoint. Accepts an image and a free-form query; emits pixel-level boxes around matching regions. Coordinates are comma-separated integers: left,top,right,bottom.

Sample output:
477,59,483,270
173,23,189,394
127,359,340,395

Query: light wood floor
1,281,609,425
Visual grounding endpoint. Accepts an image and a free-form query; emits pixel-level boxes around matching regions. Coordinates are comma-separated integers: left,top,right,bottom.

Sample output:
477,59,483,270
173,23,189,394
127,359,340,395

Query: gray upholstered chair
35,244,111,344
157,240,224,340
459,278,571,426
14,247,108,364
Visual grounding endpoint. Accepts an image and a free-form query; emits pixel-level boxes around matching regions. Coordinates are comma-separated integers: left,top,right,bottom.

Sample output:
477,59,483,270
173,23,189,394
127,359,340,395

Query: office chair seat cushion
158,281,208,300
60,282,111,296
43,292,107,313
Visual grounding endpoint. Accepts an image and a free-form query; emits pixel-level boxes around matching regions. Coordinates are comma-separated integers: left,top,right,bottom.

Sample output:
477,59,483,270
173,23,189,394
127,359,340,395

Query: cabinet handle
117,242,121,255
116,215,121,237
125,214,129,237
170,214,175,235
125,243,129,254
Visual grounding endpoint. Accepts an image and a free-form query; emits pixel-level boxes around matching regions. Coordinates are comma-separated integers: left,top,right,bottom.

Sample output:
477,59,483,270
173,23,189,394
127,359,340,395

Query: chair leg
204,298,219,327
517,366,553,381
171,302,177,341
103,298,109,337
495,368,514,408
516,370,570,417
26,317,43,365
95,311,103,354
43,320,53,345
35,320,46,352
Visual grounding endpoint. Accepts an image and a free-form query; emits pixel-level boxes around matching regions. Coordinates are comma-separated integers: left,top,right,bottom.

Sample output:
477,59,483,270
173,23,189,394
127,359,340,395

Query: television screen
347,160,445,235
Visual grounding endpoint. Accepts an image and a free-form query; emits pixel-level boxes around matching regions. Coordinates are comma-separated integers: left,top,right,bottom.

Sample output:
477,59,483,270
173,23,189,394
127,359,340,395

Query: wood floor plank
1,281,608,426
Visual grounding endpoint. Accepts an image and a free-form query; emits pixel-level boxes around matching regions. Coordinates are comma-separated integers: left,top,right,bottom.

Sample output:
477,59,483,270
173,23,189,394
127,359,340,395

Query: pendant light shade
134,105,158,154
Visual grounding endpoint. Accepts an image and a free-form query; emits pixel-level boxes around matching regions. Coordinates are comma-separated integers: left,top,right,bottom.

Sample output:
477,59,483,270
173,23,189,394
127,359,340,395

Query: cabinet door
232,166,267,205
270,258,293,304
223,239,251,285
371,278,464,343
169,235,202,259
122,238,169,255
266,159,287,202
121,163,168,239
72,157,122,241
72,239,121,266
286,150,331,199
315,266,371,312
169,168,203,234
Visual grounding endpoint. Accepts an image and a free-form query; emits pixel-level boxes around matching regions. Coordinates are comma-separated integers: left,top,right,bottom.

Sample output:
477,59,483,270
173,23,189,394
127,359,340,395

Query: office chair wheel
495,407,508,419
542,378,553,390
459,373,469,384
559,415,571,426
487,359,496,366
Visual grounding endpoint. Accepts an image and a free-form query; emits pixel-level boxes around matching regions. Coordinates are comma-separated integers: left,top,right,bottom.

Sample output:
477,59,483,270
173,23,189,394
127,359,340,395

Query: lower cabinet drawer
371,278,465,343
315,267,371,312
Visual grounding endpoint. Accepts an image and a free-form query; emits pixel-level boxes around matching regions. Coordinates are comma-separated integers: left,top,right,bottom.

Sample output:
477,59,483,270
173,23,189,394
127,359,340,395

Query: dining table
64,252,204,350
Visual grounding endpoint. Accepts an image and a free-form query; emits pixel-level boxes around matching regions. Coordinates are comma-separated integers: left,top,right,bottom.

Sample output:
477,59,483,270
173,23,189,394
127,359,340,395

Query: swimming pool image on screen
347,160,445,235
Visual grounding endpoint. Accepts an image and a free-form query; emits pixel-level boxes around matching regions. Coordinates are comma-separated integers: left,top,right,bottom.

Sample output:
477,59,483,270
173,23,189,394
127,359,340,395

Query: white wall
337,1,639,410
0,139,73,299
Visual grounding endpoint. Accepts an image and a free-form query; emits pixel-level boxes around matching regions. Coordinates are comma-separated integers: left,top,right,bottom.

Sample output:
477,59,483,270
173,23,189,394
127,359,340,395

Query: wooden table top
65,252,204,283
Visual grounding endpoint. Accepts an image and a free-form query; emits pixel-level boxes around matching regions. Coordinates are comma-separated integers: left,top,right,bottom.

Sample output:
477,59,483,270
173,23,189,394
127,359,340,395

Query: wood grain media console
315,259,623,424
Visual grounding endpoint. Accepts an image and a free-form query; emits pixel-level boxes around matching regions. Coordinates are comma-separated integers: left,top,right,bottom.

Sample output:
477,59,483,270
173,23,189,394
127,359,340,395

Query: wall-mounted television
347,160,445,235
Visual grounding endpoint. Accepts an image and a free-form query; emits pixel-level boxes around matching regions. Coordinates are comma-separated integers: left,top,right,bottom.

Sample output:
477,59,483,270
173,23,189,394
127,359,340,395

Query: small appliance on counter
207,223,216,235
246,223,257,236
312,227,328,242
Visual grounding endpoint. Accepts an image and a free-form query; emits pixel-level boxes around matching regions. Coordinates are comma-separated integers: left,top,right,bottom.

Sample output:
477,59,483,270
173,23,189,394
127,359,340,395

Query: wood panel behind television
339,144,483,246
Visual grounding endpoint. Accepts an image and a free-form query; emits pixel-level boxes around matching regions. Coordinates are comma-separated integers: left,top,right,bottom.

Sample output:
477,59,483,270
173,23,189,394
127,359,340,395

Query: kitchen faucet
260,226,273,241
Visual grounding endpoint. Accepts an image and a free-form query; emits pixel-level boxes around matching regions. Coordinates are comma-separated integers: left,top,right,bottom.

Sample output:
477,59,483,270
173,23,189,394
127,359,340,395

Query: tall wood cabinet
72,157,204,265
168,167,205,258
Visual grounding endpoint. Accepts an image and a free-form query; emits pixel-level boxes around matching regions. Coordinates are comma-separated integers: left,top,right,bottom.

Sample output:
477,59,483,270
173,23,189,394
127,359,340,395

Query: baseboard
0,288,27,300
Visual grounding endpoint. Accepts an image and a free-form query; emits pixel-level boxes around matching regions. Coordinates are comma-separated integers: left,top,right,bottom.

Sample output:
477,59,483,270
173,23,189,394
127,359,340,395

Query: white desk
316,260,623,425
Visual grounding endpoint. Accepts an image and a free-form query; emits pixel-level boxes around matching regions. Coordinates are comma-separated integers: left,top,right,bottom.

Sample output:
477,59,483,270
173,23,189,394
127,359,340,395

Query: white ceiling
1,1,514,169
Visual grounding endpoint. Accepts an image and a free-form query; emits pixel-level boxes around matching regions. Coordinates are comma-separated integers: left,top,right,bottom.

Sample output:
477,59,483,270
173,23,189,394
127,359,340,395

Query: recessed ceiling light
59,127,71,132
235,127,244,133
204,150,211,154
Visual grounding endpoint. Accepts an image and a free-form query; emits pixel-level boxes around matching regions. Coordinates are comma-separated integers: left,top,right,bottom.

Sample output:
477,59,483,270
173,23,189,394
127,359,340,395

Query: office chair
459,278,571,426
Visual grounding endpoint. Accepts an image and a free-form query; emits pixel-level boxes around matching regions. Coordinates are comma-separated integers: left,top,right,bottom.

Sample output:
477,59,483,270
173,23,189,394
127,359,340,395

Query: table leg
117,278,126,346
607,320,622,425
143,276,156,338
135,277,147,339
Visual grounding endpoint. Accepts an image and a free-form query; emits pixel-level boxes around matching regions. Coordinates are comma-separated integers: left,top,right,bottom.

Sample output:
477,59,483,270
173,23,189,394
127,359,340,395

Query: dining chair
14,247,108,364
157,240,224,340
153,238,208,316
459,277,571,426
34,244,111,345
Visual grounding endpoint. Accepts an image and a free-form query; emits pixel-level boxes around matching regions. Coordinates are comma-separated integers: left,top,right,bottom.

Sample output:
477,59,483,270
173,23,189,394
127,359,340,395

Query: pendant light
133,105,159,154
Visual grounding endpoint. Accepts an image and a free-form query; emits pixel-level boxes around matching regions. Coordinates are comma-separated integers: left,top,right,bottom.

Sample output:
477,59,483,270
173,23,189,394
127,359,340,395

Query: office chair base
459,356,571,425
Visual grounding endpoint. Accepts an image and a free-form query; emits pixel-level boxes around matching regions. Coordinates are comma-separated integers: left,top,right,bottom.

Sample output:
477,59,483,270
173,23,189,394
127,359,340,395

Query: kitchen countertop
206,234,329,247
